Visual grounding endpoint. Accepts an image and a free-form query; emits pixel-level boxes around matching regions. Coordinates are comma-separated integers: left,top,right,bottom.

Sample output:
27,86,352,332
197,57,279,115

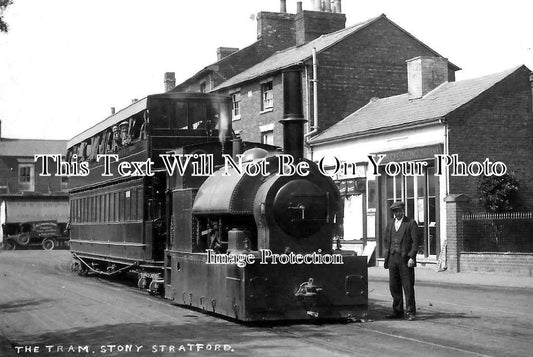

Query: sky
0,0,532,141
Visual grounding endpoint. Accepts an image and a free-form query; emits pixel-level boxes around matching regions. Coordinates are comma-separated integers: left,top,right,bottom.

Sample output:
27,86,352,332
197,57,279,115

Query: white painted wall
311,123,448,249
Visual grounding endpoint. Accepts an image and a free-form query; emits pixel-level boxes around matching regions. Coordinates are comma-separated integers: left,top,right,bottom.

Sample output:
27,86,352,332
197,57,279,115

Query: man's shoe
407,314,416,321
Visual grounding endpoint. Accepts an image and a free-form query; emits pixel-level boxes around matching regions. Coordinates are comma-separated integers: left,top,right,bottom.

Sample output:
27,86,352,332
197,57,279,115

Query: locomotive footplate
167,251,368,321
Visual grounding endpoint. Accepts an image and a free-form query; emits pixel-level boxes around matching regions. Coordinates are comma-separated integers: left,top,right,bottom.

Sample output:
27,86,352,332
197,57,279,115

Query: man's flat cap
390,201,405,210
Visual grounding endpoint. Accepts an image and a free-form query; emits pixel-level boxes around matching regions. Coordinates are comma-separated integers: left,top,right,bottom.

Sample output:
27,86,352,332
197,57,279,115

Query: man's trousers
388,252,416,316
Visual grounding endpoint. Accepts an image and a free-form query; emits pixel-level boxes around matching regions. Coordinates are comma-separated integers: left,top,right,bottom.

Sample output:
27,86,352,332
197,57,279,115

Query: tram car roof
68,92,229,148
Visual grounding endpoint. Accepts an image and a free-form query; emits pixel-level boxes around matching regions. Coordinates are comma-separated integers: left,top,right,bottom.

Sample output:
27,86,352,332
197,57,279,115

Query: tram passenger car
67,92,233,279
68,72,368,321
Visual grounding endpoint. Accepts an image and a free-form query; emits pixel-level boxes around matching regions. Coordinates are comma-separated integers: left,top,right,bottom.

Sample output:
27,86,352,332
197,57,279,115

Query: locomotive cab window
188,102,207,130
150,99,171,129
173,102,188,129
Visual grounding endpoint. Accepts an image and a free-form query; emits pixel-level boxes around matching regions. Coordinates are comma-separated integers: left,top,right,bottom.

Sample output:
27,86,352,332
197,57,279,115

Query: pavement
369,265,533,289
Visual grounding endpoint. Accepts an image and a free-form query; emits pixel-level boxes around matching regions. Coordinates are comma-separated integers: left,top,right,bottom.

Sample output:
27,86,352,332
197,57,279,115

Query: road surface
0,250,532,356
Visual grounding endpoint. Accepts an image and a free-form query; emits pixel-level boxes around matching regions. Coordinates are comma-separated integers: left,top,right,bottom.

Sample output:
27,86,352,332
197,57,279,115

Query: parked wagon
2,220,69,250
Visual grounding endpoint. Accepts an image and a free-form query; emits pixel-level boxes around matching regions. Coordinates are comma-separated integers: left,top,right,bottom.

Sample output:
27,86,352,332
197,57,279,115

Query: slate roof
309,65,525,145
213,14,459,91
0,138,67,157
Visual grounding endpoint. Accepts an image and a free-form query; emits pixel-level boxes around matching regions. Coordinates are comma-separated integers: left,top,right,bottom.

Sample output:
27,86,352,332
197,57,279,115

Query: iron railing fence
462,212,533,252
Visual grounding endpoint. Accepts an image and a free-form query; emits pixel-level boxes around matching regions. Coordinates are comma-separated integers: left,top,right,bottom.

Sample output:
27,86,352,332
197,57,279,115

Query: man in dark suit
383,201,419,321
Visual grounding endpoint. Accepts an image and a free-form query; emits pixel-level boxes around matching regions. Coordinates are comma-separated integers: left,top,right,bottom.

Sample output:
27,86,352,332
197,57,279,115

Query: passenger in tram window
119,121,130,146
139,115,147,140
103,129,112,153
111,125,121,152
98,133,106,155
90,135,101,160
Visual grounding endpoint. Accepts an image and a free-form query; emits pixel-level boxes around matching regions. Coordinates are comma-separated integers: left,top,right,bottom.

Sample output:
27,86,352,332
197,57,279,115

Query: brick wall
460,252,533,276
0,155,65,194
447,67,533,209
225,16,460,148
230,73,290,148
315,16,457,132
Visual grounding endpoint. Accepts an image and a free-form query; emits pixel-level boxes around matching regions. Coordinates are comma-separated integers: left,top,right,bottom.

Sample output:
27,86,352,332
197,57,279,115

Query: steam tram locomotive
68,70,368,321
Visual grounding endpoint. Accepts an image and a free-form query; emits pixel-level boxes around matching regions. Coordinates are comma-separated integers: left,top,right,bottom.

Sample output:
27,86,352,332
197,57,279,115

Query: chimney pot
111,107,116,115
164,72,176,92
216,47,239,61
407,57,449,99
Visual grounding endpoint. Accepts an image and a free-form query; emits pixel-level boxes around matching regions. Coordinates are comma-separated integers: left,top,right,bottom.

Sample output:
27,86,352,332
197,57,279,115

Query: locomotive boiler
164,70,367,320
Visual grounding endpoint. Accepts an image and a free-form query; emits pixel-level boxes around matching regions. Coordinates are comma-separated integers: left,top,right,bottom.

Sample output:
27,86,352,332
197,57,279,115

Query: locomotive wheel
70,261,79,273
76,262,89,277
137,276,149,290
42,238,56,251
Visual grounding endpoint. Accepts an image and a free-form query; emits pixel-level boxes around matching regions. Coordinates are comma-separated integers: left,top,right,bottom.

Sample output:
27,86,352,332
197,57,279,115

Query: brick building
0,130,69,243
172,1,459,149
309,59,533,274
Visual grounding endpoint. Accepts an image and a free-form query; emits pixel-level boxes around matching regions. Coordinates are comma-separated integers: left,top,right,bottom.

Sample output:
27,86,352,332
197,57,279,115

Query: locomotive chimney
280,69,306,161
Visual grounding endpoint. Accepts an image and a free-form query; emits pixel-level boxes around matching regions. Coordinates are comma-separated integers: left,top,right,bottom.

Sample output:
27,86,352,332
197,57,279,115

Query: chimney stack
407,57,449,99
295,8,346,45
280,0,287,13
296,1,303,13
217,47,239,61
164,72,176,92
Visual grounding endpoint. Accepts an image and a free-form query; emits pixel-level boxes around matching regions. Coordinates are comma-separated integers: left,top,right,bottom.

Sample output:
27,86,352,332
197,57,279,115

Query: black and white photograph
1,0,532,356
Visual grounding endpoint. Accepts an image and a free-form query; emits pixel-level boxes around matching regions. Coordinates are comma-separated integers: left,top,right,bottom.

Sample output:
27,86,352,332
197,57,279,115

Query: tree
0,0,13,33
478,172,520,249
479,172,520,213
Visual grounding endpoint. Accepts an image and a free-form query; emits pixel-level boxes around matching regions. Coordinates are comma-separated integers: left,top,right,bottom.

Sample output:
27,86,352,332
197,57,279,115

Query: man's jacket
383,216,419,269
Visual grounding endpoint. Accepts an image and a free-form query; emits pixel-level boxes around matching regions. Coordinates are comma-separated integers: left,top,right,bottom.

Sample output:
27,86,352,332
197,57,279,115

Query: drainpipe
441,118,449,196
305,47,319,141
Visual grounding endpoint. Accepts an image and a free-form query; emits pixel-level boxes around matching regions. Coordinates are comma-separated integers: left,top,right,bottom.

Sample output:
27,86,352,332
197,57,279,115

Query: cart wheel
42,238,56,251
16,233,30,246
